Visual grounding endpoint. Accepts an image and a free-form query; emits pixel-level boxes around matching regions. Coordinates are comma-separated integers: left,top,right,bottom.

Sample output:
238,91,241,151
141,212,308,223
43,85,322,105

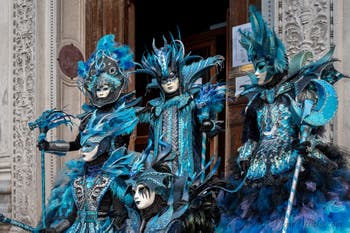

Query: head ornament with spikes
136,34,224,97
127,138,174,200
239,6,288,85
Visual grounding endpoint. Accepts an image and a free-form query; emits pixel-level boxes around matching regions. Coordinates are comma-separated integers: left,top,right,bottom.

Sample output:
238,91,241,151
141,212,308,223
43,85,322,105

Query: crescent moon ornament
291,79,338,126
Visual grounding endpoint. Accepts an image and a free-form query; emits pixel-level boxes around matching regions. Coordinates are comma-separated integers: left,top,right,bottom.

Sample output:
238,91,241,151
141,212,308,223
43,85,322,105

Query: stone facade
0,0,13,231
0,0,85,232
11,0,39,230
334,0,350,158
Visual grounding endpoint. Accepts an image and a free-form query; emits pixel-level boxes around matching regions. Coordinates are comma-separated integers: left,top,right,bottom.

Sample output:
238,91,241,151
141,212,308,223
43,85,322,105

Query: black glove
240,160,250,175
37,140,50,151
294,141,311,155
201,119,214,132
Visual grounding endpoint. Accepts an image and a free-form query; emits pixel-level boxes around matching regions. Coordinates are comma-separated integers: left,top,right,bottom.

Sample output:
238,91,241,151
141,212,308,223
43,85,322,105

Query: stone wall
0,1,85,232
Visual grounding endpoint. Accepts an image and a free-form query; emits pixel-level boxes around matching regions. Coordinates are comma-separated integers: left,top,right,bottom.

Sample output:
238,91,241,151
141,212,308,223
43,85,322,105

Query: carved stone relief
276,0,334,59
11,0,38,226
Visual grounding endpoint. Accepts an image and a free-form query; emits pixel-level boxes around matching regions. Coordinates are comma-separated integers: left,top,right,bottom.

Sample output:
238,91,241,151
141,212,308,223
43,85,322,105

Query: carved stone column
11,0,40,230
274,0,334,58
7,0,85,232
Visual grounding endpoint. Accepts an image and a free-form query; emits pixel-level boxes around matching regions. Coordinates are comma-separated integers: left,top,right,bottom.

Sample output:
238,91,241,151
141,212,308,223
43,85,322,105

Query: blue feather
77,34,135,94
195,83,226,122
80,103,138,146
239,5,288,74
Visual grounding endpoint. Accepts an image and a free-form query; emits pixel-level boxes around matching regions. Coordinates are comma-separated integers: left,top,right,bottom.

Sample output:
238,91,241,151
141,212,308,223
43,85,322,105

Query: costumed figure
41,105,139,232
38,34,139,155
125,140,228,233
218,6,350,233
136,35,226,177
125,141,177,233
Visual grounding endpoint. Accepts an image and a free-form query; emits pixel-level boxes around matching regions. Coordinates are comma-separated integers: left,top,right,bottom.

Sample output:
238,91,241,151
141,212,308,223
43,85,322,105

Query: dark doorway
134,1,228,44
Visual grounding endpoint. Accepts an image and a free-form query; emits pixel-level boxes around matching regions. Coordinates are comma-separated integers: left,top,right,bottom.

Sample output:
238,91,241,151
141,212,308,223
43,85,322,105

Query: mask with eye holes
133,183,156,210
85,55,126,108
253,58,275,86
77,34,135,108
160,69,180,95
80,136,111,162
239,6,288,86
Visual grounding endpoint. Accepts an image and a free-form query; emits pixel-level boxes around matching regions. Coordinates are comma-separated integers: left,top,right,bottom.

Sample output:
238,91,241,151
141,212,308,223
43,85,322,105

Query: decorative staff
0,109,74,231
0,213,35,232
28,108,75,229
282,79,339,233
196,83,226,182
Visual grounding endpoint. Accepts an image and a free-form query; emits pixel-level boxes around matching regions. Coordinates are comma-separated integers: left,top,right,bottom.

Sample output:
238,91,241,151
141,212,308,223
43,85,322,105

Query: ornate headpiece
239,6,288,76
77,34,134,108
127,138,174,200
136,35,224,96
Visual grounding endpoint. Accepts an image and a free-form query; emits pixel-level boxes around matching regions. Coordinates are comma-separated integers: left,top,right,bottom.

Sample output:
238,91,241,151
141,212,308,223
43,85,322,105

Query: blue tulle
217,166,350,233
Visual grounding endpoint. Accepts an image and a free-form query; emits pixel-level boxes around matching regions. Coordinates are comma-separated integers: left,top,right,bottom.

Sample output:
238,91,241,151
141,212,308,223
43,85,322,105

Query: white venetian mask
96,84,111,98
161,77,179,94
133,183,156,210
81,142,99,162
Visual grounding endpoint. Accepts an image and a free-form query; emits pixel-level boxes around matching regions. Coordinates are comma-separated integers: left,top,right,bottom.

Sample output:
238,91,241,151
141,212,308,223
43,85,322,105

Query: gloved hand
201,119,214,132
0,213,5,222
37,140,50,151
239,160,250,176
294,141,311,155
202,120,224,138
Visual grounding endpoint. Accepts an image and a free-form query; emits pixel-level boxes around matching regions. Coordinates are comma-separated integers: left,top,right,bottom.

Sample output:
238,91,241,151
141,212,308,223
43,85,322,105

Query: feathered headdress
127,137,174,200
239,6,288,74
135,35,224,96
77,34,134,96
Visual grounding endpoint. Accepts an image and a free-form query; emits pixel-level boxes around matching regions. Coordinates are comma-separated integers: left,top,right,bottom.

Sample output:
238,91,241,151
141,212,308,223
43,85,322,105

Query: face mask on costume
161,76,180,94
133,183,156,210
80,137,109,162
81,141,99,162
254,60,273,86
96,83,112,99
87,56,125,108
